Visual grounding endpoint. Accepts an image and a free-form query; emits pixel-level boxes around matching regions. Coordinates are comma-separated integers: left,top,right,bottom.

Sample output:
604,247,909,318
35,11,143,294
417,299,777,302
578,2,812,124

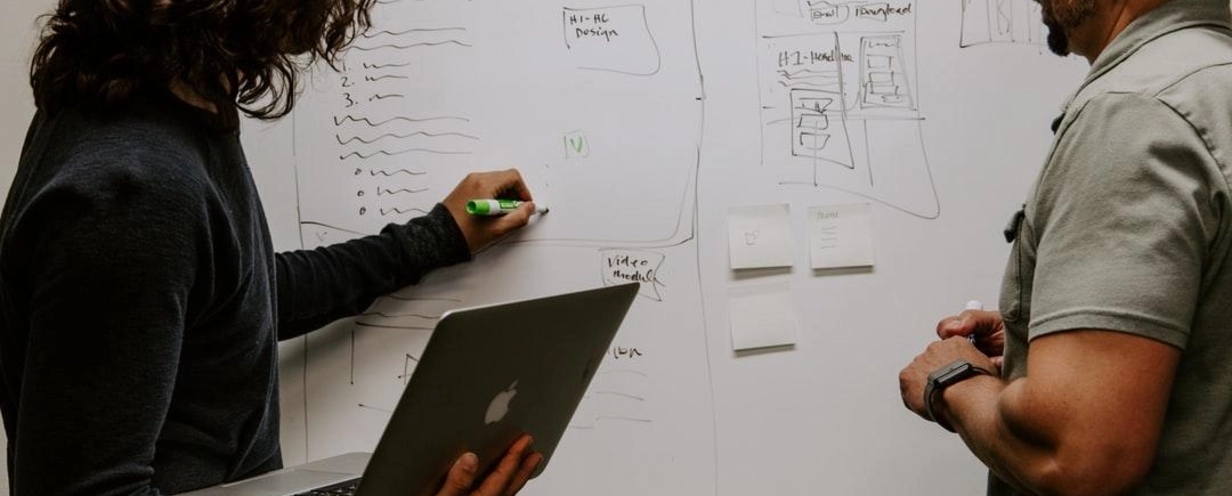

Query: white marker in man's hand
964,300,984,344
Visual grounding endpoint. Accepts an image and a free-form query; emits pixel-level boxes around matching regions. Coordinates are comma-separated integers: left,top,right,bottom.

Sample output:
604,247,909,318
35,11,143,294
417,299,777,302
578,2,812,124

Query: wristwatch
924,359,993,432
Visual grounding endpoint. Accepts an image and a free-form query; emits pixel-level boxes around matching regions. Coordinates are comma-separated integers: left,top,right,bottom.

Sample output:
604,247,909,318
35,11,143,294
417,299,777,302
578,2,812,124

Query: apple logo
485,380,519,425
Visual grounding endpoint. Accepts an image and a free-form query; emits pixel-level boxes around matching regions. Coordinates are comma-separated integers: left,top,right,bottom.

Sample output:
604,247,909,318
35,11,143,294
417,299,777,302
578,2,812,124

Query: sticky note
808,203,875,269
727,204,794,269
728,282,799,351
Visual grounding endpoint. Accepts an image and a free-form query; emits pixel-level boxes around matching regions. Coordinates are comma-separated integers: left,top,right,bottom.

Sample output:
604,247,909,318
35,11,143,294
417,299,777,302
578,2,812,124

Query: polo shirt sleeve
1028,92,1225,349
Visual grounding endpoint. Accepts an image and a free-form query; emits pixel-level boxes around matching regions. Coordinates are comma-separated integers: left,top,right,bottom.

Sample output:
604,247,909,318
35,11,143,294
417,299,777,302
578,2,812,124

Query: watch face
930,360,973,385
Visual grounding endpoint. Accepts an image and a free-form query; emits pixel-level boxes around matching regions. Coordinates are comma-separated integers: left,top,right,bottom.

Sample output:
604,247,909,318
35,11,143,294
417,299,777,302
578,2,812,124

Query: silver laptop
183,282,640,496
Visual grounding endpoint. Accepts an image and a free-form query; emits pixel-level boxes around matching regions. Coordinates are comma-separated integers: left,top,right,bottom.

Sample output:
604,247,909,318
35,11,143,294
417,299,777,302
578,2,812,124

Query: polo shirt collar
1053,0,1231,125
1089,0,1230,82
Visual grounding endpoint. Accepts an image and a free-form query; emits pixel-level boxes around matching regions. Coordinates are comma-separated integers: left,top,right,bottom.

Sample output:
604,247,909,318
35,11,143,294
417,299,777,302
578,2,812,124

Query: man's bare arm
942,330,1180,496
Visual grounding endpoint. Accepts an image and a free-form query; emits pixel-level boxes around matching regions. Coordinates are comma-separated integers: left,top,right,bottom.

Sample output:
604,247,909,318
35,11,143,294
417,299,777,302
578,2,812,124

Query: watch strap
924,360,993,432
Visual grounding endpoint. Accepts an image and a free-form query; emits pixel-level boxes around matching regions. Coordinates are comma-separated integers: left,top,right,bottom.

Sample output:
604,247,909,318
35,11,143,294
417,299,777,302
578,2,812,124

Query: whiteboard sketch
295,1,702,247
960,0,1047,48
600,249,666,301
563,5,662,75
757,0,939,218
290,1,716,495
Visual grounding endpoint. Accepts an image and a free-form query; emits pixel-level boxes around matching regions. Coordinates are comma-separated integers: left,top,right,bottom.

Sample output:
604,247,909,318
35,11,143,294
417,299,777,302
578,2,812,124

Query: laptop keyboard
294,477,362,496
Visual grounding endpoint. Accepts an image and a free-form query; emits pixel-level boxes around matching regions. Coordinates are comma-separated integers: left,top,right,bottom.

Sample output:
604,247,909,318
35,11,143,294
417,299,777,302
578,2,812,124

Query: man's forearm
942,373,1158,496
941,376,1063,496
912,331,1175,496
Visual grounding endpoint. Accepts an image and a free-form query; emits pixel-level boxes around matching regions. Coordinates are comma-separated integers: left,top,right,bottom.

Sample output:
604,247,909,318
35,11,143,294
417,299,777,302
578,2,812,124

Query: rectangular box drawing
758,0,939,219
960,0,1047,48
791,90,852,167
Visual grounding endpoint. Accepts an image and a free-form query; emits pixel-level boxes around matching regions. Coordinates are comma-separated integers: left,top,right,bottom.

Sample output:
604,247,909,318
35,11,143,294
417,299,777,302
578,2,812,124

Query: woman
0,0,540,494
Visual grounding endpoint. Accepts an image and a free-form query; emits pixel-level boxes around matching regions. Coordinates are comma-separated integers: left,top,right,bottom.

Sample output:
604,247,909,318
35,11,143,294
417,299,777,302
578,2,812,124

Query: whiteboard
0,0,1094,495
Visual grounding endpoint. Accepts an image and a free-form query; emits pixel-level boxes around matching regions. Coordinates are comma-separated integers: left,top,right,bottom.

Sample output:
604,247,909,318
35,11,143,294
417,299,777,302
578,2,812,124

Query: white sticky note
808,203,875,269
728,282,799,351
727,204,794,269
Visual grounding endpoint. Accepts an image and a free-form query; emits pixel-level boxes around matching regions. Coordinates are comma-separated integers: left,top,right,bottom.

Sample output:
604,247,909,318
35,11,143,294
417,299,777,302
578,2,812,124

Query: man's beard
1044,17,1071,55
1040,0,1097,56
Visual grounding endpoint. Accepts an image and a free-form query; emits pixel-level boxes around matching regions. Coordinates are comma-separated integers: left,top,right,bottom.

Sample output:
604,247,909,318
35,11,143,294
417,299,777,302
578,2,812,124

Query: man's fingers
504,169,534,201
937,310,1001,339
437,453,479,496
936,316,965,339
491,202,535,236
936,313,978,338
487,169,533,201
503,452,543,496
473,436,534,496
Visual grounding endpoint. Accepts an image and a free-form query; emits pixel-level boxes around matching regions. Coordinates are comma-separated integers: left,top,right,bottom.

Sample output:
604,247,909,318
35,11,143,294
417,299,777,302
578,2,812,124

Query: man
0,0,541,495
899,0,1232,494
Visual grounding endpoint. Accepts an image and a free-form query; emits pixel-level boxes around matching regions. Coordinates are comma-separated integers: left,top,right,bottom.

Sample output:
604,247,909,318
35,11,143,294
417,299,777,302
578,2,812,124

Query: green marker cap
466,199,522,215
465,200,489,215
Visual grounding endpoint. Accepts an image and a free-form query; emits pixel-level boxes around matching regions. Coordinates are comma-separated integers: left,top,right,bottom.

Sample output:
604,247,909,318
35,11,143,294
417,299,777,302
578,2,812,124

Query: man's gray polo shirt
996,0,1232,494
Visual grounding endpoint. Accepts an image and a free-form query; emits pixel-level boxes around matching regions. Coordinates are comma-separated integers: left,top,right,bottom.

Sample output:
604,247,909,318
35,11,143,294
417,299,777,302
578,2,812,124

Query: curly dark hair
30,0,376,128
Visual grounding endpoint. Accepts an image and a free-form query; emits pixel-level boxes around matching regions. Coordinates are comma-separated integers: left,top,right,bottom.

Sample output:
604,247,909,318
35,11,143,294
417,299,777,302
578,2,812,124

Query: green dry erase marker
466,199,549,216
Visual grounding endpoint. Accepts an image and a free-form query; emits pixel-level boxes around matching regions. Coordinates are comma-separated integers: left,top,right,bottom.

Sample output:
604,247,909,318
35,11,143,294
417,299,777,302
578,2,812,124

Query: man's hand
899,337,997,422
441,170,537,254
435,435,543,496
937,309,1005,368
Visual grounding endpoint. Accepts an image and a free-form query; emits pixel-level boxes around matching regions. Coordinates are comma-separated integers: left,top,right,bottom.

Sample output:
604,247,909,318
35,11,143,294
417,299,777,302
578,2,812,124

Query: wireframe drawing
758,0,939,218
960,0,1047,48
